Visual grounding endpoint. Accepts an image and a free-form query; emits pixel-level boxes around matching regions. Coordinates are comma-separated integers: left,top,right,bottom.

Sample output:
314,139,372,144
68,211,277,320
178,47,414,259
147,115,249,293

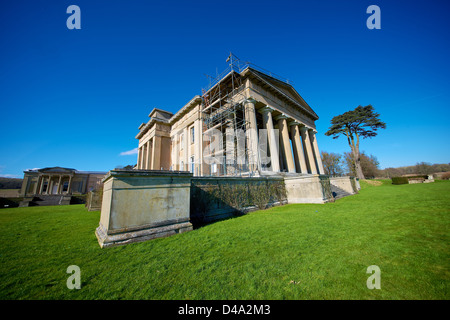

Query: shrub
249,182,270,210
220,183,248,211
391,177,409,185
441,172,450,180
268,180,287,204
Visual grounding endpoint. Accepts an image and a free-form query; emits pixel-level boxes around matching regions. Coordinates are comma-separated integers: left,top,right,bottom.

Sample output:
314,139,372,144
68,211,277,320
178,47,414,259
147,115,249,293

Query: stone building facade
135,63,325,177
20,167,106,197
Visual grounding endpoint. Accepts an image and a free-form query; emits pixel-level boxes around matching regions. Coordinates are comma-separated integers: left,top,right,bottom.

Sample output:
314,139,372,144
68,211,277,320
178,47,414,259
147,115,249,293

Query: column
275,115,295,173
173,134,179,171
32,176,39,195
300,126,317,174
38,176,44,194
47,176,52,194
141,144,147,170
244,98,260,173
146,139,152,169
151,136,161,170
137,147,142,169
67,175,73,194
260,107,280,172
290,122,308,174
225,124,235,175
195,119,203,176
309,129,325,175
57,175,62,194
184,127,189,171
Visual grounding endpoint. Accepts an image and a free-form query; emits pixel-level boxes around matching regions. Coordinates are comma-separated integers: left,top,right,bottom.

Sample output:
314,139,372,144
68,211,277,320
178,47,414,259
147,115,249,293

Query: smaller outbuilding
19,167,106,207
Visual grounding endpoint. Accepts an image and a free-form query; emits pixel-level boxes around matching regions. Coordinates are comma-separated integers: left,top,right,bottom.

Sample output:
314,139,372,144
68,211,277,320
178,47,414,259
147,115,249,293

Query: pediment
248,68,319,120
38,167,76,173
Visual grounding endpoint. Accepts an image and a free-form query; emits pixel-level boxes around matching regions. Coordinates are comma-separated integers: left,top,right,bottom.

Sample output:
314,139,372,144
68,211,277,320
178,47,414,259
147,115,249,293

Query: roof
24,167,106,175
136,63,319,139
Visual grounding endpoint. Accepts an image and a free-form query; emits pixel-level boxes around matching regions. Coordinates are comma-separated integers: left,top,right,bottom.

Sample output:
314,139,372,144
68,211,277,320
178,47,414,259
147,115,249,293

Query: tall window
190,156,195,173
180,134,184,150
190,126,195,144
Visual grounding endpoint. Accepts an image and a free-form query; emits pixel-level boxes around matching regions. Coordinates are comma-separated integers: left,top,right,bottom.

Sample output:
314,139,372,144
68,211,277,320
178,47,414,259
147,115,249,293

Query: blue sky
1,0,449,178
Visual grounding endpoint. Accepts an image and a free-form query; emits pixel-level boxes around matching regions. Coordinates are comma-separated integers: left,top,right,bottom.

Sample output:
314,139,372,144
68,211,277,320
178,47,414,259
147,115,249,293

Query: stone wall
85,190,103,211
190,176,287,226
284,175,334,204
96,170,193,247
329,176,358,199
95,171,357,247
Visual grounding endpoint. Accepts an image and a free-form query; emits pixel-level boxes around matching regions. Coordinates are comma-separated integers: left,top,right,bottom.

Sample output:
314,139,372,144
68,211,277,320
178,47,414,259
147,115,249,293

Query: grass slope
0,180,448,300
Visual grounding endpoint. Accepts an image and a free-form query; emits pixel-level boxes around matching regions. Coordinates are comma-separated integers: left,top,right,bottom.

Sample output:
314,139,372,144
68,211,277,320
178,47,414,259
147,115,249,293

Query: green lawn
0,180,449,300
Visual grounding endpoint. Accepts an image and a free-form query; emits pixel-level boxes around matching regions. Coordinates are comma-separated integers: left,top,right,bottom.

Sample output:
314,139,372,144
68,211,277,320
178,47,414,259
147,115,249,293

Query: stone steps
19,195,73,207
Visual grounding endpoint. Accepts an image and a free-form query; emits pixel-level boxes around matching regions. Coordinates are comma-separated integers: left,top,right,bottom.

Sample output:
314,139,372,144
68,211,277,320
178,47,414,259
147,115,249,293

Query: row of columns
251,101,324,175
37,174,72,195
137,136,162,170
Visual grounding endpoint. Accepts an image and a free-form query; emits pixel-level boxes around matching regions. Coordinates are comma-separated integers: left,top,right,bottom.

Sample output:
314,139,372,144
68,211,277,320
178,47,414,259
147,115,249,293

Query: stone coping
192,176,284,182
102,217,191,235
102,169,193,182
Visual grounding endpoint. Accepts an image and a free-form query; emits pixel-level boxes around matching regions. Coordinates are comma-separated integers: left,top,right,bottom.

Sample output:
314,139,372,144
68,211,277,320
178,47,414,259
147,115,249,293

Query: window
211,163,217,174
62,181,69,192
180,134,184,150
190,126,195,144
190,156,195,173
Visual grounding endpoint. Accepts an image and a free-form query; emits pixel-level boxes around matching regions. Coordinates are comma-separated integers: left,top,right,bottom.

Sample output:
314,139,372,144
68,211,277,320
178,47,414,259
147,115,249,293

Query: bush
392,175,429,185
441,172,450,180
249,182,270,210
391,177,409,185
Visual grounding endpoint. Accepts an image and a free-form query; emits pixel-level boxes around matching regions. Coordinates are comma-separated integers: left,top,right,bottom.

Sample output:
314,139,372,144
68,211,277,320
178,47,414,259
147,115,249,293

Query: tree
344,152,380,178
325,105,386,179
415,162,432,175
321,151,344,176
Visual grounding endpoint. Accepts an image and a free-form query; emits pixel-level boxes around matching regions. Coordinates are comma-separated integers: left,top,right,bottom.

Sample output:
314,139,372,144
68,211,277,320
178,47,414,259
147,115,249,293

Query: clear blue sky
1,0,449,178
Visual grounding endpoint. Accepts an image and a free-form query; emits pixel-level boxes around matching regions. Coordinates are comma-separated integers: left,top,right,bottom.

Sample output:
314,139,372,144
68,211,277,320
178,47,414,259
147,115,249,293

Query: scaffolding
201,54,251,176
201,54,294,176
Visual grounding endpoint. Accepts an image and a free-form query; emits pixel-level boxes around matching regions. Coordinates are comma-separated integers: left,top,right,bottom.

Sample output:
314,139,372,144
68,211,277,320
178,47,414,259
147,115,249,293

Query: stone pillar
309,129,325,175
152,136,161,170
290,122,308,174
38,176,44,194
141,144,147,170
194,119,202,176
300,126,317,174
137,147,142,169
244,98,260,173
57,175,62,194
184,127,189,171
173,134,179,171
275,115,295,173
67,175,73,194
146,140,152,170
47,176,52,194
225,124,235,175
260,107,280,172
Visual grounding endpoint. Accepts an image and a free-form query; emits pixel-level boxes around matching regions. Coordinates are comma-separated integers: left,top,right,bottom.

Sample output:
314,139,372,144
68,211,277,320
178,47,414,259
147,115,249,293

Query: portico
135,62,325,177
20,167,106,197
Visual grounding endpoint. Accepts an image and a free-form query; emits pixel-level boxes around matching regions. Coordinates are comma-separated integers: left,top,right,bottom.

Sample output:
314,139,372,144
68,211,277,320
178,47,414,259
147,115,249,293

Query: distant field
0,180,448,299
